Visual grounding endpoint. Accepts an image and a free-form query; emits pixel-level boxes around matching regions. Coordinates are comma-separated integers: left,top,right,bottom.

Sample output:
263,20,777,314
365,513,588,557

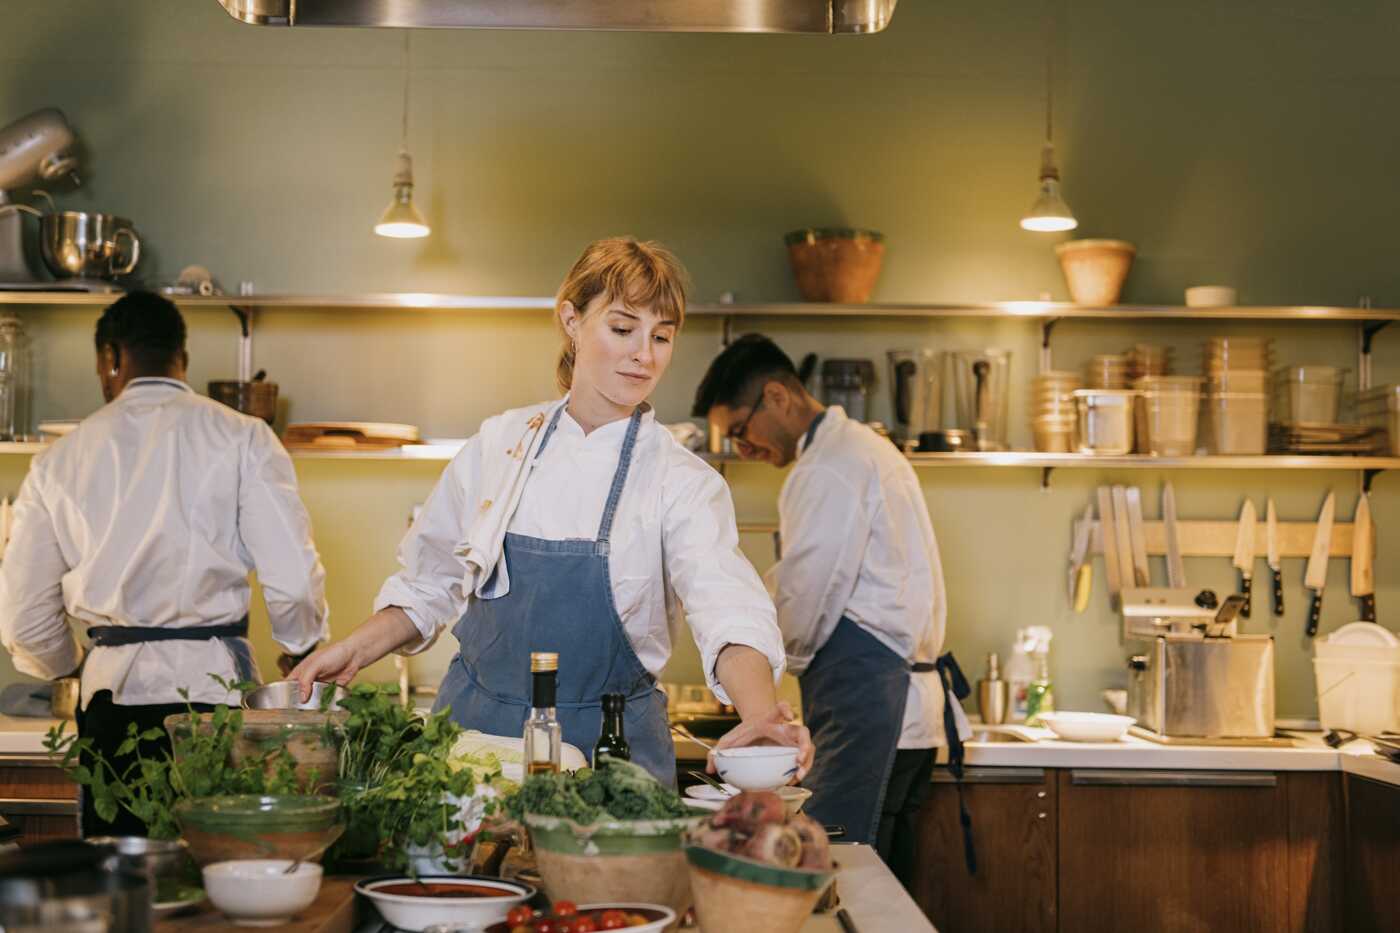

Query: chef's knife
1232,499,1258,618
1069,502,1093,611
1352,492,1375,623
1266,498,1283,617
1163,482,1185,589
1125,487,1150,587
1097,487,1121,597
1111,486,1136,592
1304,491,1336,637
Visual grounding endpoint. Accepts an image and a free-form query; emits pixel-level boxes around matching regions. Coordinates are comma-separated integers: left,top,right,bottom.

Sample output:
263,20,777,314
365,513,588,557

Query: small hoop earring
110,368,118,376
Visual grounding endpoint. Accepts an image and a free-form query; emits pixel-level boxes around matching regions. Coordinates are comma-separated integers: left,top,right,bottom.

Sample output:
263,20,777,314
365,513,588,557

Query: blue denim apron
432,404,675,785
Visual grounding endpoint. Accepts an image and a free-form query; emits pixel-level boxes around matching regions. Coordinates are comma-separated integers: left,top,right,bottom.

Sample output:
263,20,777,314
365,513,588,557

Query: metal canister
977,653,1010,725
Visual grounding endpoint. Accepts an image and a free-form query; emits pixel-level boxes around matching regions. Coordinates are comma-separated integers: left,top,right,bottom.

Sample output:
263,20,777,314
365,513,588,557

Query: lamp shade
374,150,430,239
1020,176,1077,232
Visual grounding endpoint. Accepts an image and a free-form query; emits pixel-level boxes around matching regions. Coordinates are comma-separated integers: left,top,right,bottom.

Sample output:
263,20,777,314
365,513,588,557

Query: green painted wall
1,0,1398,718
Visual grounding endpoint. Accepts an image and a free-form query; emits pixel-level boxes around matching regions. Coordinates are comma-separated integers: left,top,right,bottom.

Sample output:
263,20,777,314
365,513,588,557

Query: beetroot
745,822,803,867
691,824,743,854
713,791,785,834
787,813,831,869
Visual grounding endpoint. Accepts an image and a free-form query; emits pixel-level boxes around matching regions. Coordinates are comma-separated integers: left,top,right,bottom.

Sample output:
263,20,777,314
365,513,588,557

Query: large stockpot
0,839,152,933
39,211,140,280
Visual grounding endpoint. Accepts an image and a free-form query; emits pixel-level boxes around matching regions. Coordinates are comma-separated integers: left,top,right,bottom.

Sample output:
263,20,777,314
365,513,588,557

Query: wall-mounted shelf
1,292,1398,323
704,450,1400,471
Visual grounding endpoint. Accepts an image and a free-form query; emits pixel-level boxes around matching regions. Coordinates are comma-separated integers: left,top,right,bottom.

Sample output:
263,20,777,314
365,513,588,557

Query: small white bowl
711,746,799,791
203,860,322,926
355,875,534,932
685,783,812,816
1185,285,1237,307
1038,712,1135,743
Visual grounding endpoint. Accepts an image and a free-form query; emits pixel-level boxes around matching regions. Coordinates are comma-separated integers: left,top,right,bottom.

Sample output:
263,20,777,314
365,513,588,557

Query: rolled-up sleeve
238,424,330,655
0,464,82,680
662,459,785,703
373,436,480,654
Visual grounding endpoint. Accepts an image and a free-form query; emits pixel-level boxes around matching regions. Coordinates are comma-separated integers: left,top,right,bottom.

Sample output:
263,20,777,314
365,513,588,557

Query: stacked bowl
1030,371,1082,452
1202,337,1272,454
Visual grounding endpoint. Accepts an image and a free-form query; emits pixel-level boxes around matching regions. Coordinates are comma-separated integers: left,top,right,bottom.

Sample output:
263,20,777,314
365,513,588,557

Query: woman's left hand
710,701,814,782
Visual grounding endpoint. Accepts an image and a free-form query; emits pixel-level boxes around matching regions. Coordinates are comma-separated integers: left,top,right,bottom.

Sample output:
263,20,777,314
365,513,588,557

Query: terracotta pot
784,228,885,303
1055,239,1136,306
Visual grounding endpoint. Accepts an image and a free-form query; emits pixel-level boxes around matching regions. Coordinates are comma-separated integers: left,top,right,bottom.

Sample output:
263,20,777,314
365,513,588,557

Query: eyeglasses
728,393,765,449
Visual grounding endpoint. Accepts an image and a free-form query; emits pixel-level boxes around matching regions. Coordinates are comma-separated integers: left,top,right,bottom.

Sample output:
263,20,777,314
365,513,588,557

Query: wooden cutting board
156,876,360,933
282,422,421,450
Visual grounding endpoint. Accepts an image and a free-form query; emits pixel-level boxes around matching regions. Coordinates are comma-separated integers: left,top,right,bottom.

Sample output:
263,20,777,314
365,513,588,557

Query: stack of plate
1202,337,1272,454
1030,371,1082,452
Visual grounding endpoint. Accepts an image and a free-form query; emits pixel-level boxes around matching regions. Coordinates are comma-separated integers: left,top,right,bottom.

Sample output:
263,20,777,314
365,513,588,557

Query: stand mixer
0,108,101,289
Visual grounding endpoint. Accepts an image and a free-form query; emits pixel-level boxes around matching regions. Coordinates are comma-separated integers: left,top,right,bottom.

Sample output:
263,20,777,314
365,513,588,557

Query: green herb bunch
504,757,690,825
43,682,300,839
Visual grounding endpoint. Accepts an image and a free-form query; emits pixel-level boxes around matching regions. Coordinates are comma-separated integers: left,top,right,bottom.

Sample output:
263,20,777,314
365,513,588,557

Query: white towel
452,400,565,600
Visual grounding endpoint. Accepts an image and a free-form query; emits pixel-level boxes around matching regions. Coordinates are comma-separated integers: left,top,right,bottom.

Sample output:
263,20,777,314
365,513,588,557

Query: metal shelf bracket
1363,468,1384,493
1363,320,1391,354
1041,466,1054,489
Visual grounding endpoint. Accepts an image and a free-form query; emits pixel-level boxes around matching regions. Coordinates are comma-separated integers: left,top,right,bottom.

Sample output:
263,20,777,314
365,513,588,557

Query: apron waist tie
935,651,977,876
87,617,250,647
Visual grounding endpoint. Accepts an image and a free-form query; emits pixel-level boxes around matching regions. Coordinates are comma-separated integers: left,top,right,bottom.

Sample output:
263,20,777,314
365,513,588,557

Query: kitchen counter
0,713,65,756
961,725,1400,786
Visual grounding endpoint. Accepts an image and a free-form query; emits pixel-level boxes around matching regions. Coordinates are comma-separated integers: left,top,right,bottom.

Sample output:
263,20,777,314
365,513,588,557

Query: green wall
2,0,1398,717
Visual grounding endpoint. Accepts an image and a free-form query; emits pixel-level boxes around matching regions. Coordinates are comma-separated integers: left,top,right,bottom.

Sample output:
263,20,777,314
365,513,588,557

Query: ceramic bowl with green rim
524,813,702,923
174,794,343,866
684,843,835,933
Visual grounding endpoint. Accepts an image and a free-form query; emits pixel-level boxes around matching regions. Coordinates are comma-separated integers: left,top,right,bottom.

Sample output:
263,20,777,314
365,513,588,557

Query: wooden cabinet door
911,767,1055,933
1058,770,1289,933
0,761,80,845
1345,775,1400,933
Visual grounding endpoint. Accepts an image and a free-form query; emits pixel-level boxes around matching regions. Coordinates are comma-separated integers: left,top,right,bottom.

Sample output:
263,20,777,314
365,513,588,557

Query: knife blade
1305,491,1336,637
1070,503,1094,611
1266,498,1283,617
1232,499,1258,618
1125,487,1150,587
1111,486,1136,591
1097,486,1121,597
1163,482,1185,588
1352,492,1375,623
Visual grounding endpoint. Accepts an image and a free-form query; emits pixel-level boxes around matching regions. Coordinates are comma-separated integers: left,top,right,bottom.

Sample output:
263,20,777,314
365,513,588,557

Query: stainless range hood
214,1,899,34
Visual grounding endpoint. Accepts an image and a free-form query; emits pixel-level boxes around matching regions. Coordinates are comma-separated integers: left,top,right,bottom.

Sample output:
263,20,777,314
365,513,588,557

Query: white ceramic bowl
202,860,322,926
355,875,534,932
576,903,677,933
1038,712,1135,743
711,746,799,791
684,783,812,816
1185,285,1237,307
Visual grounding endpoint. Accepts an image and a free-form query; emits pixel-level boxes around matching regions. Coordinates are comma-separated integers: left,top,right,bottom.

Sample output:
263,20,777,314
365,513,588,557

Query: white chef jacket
766,406,952,748
0,378,330,708
375,401,785,702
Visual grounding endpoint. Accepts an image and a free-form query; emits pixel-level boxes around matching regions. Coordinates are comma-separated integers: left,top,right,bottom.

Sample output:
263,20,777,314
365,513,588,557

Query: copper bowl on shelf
208,380,278,424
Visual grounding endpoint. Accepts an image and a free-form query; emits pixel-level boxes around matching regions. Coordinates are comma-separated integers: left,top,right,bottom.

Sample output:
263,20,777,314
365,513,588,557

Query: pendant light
1019,2,1077,233
375,33,430,239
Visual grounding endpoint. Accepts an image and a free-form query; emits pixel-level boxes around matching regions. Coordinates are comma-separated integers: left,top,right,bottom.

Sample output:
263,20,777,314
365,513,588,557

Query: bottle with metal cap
978,652,1010,726
524,652,561,775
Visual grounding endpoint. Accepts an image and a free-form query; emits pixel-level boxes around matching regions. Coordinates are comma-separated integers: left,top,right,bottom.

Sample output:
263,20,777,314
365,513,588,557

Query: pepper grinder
978,652,1010,725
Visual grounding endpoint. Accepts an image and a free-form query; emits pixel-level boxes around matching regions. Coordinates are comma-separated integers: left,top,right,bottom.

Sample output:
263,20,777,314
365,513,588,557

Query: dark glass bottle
592,693,631,766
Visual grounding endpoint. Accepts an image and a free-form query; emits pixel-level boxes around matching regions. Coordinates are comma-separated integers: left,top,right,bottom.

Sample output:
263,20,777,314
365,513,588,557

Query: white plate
1037,712,1135,743
1328,622,1400,647
684,783,812,815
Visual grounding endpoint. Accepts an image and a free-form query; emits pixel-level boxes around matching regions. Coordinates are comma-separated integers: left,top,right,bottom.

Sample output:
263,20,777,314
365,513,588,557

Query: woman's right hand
288,607,423,702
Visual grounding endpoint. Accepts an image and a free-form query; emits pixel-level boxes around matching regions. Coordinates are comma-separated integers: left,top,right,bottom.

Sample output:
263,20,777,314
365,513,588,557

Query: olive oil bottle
592,693,631,766
524,652,562,775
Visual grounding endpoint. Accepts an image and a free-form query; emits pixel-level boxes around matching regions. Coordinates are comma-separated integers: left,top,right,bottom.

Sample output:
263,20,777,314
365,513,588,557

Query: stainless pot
51,677,79,719
39,211,140,280
0,840,151,933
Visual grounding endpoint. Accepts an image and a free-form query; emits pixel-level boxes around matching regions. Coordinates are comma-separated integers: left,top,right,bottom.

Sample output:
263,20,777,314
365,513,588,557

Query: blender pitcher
887,349,944,446
951,349,1011,451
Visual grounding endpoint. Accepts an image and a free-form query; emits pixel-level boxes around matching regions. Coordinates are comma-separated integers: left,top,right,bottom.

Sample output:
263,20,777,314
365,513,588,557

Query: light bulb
374,150,430,239
1020,142,1077,233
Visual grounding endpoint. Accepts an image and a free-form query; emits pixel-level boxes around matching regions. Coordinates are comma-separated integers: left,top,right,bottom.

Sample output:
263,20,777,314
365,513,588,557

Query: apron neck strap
596,407,645,543
535,403,569,456
801,409,828,455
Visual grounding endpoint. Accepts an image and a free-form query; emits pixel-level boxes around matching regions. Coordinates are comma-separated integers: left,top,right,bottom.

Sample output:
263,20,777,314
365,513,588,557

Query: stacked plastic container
1030,371,1082,452
1202,337,1272,454
1273,365,1346,424
1085,354,1129,389
1314,623,1400,735
1126,343,1172,382
1134,375,1203,456
1357,383,1400,455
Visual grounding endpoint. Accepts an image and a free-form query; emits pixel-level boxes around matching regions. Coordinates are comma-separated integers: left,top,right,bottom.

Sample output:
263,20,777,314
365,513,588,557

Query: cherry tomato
507,906,535,927
598,909,628,930
573,918,597,933
554,901,579,917
556,922,576,933
535,919,556,933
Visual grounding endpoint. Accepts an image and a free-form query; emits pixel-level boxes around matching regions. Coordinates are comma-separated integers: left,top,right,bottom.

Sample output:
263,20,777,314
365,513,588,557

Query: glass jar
0,315,30,441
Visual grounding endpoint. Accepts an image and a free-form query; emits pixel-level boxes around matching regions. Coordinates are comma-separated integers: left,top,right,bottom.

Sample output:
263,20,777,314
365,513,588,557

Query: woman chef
292,238,812,783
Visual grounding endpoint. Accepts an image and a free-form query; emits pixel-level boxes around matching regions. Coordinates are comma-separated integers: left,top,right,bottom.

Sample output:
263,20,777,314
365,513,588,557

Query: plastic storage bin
1356,383,1400,455
1074,389,1136,455
1274,365,1346,424
1203,392,1267,454
1134,376,1202,456
1314,655,1400,735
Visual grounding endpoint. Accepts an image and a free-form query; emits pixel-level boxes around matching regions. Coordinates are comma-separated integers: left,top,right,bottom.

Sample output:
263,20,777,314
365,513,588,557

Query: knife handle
1307,592,1322,637
1074,564,1092,614
1271,569,1284,617
1360,593,1377,624
1239,574,1252,619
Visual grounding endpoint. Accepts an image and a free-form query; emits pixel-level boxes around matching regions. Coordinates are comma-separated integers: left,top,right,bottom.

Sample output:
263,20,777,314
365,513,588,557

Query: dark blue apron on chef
86,616,257,682
433,404,675,785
